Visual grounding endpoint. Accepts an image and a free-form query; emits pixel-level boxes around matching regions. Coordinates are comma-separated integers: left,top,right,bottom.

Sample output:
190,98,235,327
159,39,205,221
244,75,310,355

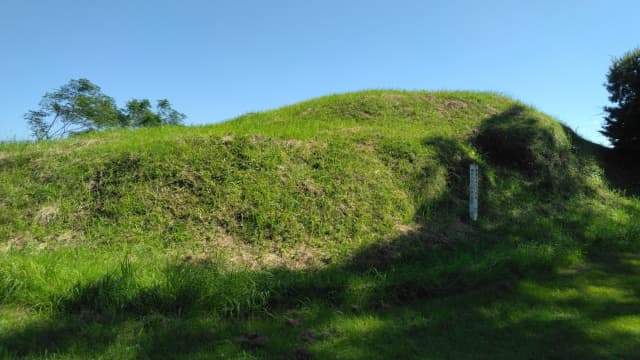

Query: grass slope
1,90,639,359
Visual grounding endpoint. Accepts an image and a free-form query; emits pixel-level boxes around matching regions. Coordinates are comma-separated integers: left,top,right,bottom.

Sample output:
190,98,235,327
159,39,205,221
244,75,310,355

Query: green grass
1,90,639,358
1,252,639,359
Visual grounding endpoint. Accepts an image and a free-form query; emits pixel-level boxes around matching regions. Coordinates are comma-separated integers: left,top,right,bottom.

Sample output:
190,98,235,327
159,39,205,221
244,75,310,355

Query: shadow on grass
2,106,640,358
598,148,640,196
3,253,640,359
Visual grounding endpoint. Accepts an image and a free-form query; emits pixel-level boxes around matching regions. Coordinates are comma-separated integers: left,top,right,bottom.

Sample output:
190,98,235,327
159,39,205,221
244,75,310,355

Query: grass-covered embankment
1,90,639,358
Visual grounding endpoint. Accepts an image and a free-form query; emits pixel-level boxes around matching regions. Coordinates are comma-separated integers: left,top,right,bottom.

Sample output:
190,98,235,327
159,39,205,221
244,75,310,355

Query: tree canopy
601,48,640,154
25,79,186,140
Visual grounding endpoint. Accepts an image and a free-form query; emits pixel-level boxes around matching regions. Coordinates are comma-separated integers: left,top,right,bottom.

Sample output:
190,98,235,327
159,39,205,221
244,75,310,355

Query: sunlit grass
1,90,639,358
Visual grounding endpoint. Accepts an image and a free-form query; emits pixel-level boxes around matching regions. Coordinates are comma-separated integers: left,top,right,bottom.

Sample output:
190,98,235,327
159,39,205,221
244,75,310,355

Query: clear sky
1,0,638,144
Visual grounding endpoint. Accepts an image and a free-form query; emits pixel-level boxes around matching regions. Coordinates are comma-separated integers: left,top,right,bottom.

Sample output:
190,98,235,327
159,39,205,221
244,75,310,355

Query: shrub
475,105,579,192
601,48,640,155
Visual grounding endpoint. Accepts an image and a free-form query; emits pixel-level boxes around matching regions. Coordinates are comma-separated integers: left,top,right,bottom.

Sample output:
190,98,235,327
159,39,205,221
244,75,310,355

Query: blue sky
1,0,638,144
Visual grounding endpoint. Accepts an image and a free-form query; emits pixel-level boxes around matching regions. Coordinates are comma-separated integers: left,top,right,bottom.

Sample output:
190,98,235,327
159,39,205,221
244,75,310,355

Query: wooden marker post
469,163,478,221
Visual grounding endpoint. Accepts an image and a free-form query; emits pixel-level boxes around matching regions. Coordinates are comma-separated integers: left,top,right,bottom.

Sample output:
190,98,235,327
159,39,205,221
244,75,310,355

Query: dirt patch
429,99,471,115
298,179,324,196
178,231,326,270
2,232,36,251
249,135,268,143
2,229,85,252
285,139,304,148
381,93,406,104
35,204,59,225
446,100,468,110
69,138,104,148
282,243,324,270
355,141,376,153
2,232,48,251
53,230,85,246
393,224,420,236
0,152,12,161
435,100,469,113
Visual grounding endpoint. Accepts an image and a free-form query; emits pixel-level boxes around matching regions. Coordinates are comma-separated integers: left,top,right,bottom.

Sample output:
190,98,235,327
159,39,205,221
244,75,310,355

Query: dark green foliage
476,105,581,192
122,99,186,127
25,79,186,140
24,79,121,140
601,48,640,154
156,99,187,126
122,99,160,127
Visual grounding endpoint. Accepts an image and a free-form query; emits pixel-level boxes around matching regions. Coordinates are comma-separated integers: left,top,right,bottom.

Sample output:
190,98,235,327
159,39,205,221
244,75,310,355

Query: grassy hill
1,90,639,359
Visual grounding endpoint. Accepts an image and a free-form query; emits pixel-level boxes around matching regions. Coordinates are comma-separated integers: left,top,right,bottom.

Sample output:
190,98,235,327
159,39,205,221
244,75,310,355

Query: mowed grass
1,252,639,359
1,90,640,358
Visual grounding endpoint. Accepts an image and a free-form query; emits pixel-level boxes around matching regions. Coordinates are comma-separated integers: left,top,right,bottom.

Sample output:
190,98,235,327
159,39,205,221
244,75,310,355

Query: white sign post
469,163,478,221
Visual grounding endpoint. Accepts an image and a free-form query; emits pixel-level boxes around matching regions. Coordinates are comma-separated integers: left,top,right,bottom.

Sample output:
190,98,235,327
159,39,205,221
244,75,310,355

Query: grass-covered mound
1,90,640,359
